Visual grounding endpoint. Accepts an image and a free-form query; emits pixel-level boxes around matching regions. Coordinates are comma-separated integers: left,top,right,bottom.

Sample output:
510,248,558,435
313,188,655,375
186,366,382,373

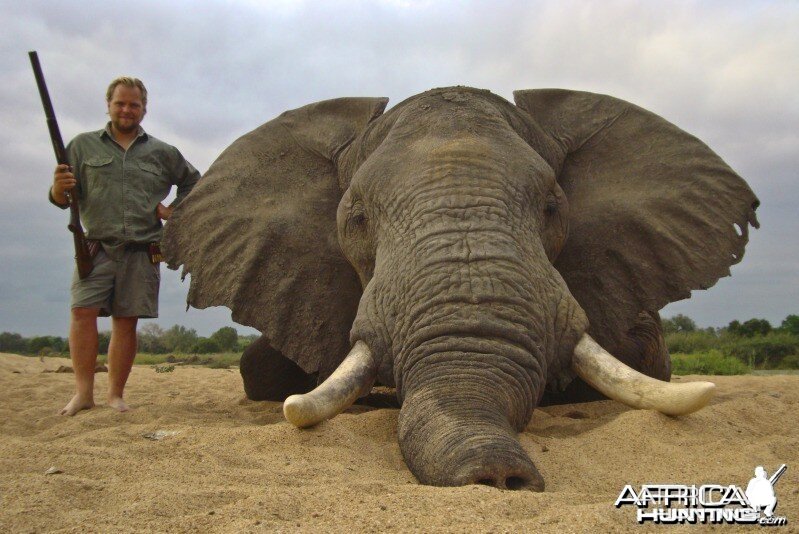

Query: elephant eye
544,195,558,216
348,204,368,232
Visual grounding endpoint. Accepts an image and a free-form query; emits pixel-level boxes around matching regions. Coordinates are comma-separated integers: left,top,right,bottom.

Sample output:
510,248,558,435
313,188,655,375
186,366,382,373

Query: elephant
163,86,759,491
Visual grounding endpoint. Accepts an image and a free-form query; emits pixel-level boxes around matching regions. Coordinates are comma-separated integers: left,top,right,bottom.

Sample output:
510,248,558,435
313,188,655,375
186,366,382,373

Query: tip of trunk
398,392,544,491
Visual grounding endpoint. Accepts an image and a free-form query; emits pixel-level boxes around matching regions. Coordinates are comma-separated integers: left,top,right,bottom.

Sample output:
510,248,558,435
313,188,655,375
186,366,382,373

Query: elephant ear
514,89,759,354
163,97,388,377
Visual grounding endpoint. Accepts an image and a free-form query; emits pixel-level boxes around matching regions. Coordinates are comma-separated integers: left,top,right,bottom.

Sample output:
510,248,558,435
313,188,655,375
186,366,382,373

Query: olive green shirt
49,123,201,246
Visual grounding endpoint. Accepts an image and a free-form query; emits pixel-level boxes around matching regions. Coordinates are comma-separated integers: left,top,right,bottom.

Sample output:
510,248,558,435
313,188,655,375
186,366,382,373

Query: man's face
107,85,145,134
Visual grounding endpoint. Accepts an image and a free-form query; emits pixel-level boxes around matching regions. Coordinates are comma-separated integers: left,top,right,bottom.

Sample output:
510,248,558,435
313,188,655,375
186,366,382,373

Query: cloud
2,0,797,335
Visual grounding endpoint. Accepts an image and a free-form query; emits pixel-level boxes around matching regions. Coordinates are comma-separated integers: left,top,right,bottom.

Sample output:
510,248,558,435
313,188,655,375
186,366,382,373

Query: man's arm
159,148,201,221
171,154,201,206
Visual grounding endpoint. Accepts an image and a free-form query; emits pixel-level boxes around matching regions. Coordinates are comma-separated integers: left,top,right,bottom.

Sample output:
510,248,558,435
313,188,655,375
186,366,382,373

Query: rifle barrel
769,464,787,486
30,50,93,280
29,51,69,166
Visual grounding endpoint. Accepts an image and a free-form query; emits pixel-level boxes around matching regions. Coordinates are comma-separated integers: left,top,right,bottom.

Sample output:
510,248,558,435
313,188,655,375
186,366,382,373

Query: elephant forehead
399,92,510,130
338,87,534,187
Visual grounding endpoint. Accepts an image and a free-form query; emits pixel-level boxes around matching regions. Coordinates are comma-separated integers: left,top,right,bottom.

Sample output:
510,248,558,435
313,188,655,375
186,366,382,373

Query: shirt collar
99,122,148,141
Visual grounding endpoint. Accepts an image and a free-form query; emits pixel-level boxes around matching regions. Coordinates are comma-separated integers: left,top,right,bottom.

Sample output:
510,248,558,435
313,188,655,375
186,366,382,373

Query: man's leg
60,307,100,416
107,316,139,412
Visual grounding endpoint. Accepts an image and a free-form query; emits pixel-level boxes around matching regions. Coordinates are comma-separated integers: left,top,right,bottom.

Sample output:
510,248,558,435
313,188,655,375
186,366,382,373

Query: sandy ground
0,353,796,533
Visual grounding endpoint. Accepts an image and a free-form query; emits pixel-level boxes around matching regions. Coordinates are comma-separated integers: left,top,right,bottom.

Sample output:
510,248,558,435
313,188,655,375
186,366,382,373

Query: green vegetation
670,350,751,375
97,351,242,369
0,325,255,370
2,314,797,375
665,314,799,375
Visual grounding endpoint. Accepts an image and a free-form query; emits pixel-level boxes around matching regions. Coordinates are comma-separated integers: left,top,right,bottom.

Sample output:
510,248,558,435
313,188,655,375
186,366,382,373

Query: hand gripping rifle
29,51,94,279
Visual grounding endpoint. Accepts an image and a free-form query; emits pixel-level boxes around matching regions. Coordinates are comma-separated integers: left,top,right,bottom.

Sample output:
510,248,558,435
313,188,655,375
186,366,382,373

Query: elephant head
163,87,758,490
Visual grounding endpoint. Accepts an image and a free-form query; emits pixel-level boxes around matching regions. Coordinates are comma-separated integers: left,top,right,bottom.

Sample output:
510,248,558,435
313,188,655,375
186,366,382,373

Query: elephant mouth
282,334,715,428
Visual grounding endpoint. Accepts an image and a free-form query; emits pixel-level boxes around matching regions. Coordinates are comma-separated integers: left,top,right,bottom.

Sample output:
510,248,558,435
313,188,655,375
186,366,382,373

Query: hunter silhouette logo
746,465,787,519
615,464,789,526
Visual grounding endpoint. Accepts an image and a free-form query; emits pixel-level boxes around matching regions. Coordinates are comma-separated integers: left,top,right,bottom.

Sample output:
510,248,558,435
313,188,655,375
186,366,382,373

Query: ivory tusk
283,340,377,428
572,334,715,416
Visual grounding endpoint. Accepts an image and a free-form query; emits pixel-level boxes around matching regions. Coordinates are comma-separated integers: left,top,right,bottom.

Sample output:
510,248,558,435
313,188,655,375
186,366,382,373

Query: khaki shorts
70,245,160,318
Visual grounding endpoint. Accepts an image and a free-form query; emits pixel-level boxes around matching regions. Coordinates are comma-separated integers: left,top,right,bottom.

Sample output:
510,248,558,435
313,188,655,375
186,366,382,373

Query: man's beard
113,119,139,134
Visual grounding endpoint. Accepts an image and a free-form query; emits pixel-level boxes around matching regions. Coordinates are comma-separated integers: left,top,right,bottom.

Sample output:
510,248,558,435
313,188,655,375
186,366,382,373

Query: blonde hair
106,76,148,109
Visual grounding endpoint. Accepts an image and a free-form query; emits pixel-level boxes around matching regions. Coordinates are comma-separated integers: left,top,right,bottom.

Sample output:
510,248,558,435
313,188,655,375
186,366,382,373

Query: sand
0,352,796,533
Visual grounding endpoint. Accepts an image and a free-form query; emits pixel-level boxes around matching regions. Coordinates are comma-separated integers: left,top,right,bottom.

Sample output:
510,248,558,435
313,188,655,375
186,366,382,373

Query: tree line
663,314,799,371
0,324,259,356
2,314,797,369
662,314,798,337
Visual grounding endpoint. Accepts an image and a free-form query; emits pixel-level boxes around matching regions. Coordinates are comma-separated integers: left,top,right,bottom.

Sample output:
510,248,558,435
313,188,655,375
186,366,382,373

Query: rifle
769,464,787,486
29,51,94,279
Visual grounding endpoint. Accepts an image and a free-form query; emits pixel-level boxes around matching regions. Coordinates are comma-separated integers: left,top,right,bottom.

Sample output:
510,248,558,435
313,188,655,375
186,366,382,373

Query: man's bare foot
107,396,130,412
59,394,95,416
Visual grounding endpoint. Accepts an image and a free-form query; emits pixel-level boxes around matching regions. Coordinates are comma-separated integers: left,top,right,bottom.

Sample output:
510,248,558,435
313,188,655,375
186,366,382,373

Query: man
50,76,200,415
745,466,778,518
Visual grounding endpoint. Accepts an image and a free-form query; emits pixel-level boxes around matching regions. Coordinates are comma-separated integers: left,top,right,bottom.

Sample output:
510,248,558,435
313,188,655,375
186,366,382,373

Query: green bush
781,315,799,336
210,326,239,352
206,359,230,369
722,332,799,368
665,330,721,354
662,314,697,334
27,335,67,354
0,332,28,353
161,325,199,353
671,350,750,375
191,337,221,354
205,353,241,369
728,318,772,337
775,354,799,370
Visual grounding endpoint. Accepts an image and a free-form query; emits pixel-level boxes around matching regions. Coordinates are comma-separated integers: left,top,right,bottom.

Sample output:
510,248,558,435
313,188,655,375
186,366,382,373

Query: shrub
775,354,799,370
162,325,198,353
780,315,799,336
0,332,27,353
210,327,239,352
138,324,168,353
665,330,720,354
191,337,221,354
27,335,67,354
662,314,697,334
727,318,772,337
206,358,230,369
98,331,111,354
671,350,750,375
721,332,799,368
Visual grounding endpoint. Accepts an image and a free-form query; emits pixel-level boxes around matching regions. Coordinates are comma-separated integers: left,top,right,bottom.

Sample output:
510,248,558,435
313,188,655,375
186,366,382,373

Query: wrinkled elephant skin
164,87,759,490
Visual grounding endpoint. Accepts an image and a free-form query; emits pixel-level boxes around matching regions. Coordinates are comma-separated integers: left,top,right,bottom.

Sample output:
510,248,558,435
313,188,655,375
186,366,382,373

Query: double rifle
29,51,94,279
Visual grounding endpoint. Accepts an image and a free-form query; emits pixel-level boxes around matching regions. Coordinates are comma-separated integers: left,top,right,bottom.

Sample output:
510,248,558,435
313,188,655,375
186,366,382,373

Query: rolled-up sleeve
169,147,201,208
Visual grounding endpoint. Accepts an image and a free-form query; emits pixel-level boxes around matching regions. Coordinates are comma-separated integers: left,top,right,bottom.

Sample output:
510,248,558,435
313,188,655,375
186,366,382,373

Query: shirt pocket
84,156,114,191
136,160,171,196
138,160,162,176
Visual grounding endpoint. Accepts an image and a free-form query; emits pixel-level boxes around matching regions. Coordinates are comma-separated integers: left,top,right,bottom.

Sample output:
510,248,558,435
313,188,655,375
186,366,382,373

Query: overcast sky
2,0,796,337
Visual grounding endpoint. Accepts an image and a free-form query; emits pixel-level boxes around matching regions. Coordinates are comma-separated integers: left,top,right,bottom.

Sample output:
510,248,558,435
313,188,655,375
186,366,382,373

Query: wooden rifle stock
29,51,94,279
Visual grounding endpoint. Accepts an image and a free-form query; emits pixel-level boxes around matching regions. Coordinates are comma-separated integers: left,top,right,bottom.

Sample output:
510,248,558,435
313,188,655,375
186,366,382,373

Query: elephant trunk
398,360,545,490
394,307,549,490
374,202,573,489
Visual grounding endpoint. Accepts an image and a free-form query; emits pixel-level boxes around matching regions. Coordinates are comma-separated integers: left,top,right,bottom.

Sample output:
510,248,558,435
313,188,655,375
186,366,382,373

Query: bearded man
50,76,200,415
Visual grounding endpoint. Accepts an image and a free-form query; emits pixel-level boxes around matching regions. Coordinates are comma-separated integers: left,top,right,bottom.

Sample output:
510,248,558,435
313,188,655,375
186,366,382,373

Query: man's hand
157,203,173,221
51,164,75,205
